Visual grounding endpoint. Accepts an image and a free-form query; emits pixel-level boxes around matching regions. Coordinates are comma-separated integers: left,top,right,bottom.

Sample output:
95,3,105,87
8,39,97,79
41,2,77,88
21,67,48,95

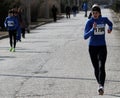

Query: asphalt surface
0,8,119,98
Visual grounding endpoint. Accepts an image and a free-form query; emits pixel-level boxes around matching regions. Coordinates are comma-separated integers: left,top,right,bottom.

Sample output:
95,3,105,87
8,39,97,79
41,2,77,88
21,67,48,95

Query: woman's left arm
105,17,113,33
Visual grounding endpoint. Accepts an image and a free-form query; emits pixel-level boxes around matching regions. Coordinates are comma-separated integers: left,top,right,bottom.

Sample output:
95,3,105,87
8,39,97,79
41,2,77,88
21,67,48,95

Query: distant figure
4,10,19,52
18,7,26,38
52,5,58,22
13,7,21,42
72,5,77,17
66,5,71,18
82,2,88,17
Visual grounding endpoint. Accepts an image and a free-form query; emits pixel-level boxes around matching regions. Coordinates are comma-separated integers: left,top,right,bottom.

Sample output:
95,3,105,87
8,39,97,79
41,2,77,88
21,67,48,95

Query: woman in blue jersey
84,5,113,95
4,10,19,52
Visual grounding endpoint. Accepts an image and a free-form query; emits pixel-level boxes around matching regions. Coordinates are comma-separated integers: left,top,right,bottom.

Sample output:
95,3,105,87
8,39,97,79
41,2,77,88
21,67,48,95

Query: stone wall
92,0,110,5
20,0,61,18
38,0,61,18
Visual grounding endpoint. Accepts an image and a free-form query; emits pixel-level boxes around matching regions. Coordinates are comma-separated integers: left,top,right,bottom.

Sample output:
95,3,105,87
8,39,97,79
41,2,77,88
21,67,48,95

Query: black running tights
8,30,17,48
89,46,107,87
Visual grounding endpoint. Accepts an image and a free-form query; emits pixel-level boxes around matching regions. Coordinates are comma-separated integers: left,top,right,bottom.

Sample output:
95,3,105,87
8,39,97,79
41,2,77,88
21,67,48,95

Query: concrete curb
0,34,9,39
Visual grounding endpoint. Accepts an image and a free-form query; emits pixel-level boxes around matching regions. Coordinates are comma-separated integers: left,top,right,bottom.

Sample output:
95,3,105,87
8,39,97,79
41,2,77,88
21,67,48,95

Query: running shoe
98,86,104,95
12,48,15,52
9,47,13,52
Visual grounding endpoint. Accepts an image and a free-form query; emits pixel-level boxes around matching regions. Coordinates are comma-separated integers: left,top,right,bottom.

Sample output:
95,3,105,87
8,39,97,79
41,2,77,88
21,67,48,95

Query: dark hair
13,11,18,14
92,6,101,14
8,10,13,14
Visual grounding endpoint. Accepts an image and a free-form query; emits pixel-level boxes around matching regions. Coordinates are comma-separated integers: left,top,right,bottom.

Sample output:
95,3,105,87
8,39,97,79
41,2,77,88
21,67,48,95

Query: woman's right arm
84,21,94,39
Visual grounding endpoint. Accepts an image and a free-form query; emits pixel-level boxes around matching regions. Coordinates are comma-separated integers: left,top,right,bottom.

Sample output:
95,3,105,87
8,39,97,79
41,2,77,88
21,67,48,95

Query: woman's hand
108,29,112,34
93,22,97,29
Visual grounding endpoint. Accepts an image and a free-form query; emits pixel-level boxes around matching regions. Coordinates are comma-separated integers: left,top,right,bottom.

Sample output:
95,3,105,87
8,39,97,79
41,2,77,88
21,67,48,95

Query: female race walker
84,5,113,95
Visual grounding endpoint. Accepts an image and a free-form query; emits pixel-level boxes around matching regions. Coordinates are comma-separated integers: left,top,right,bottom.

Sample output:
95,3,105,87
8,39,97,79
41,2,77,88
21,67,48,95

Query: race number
94,24,105,35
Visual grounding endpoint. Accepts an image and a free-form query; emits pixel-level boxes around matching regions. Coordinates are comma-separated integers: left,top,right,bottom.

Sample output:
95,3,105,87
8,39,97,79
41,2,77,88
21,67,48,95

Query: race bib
7,21,14,27
94,24,105,35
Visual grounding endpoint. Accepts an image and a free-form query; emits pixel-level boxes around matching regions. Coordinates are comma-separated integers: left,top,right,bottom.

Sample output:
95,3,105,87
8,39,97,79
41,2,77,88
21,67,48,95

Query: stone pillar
45,0,49,18
109,0,113,4
77,0,80,6
73,0,76,5
67,0,70,5
59,0,61,13
25,0,31,32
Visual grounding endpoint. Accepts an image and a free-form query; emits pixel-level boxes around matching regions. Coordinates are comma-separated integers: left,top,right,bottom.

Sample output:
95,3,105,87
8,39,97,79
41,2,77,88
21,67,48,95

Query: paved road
0,8,120,98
